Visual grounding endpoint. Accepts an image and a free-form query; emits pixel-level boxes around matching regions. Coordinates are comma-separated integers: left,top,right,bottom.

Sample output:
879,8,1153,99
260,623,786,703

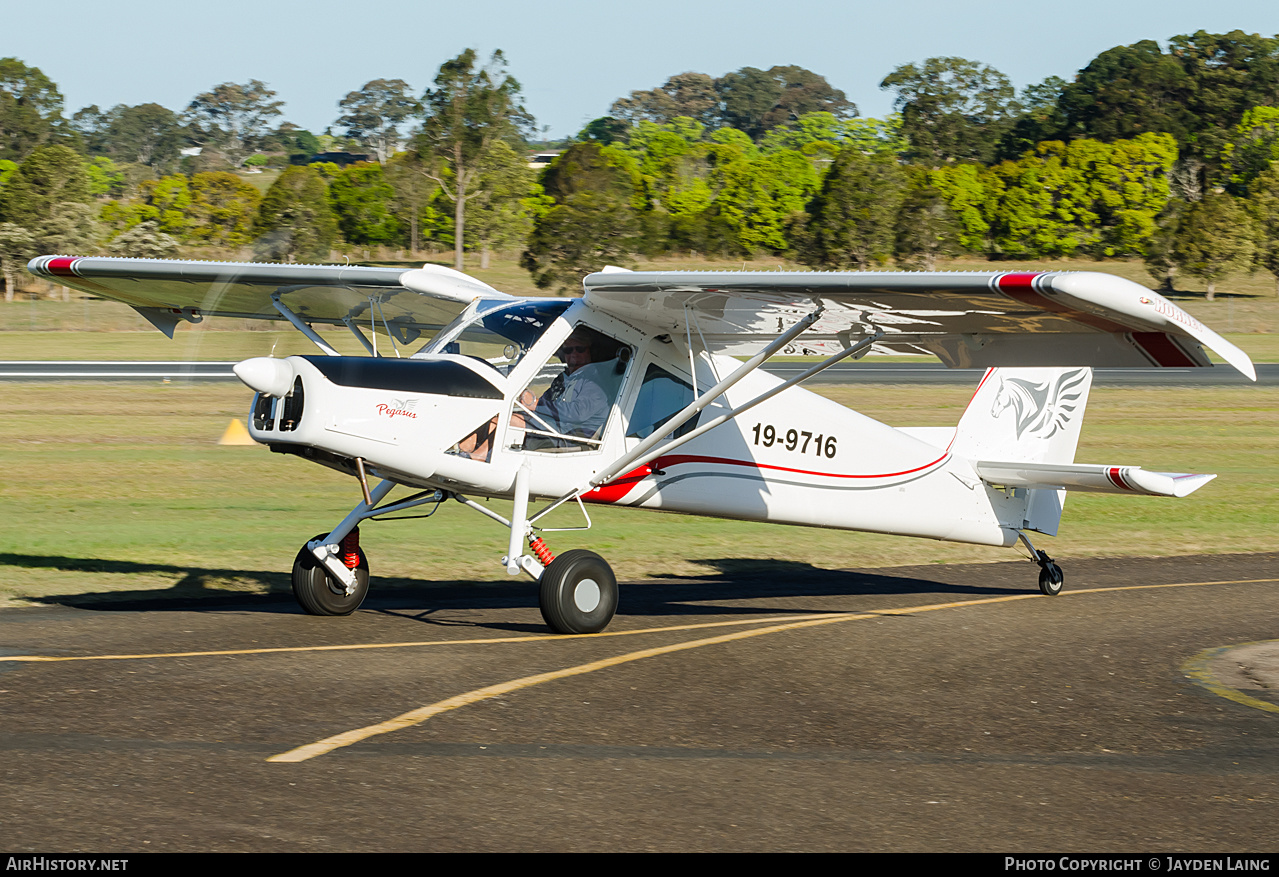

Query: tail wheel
539,549,618,634
292,533,369,616
1038,561,1064,597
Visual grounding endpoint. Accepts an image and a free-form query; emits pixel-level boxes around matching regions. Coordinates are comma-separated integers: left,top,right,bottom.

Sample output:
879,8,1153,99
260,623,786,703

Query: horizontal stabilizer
976,461,1216,498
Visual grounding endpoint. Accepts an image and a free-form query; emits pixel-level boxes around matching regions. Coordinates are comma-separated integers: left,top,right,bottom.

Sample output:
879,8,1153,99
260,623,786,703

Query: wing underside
582,269,1255,379
28,256,513,340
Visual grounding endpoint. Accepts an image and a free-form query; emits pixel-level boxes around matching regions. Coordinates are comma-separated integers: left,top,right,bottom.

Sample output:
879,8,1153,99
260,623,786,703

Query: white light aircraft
28,255,1257,633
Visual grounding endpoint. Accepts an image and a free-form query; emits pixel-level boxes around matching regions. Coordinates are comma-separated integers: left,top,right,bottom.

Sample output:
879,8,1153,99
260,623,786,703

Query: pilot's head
557,329,594,374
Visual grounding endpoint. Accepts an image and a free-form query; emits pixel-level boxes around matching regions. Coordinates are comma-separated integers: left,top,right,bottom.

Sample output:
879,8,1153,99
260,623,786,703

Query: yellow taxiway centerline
267,577,1279,763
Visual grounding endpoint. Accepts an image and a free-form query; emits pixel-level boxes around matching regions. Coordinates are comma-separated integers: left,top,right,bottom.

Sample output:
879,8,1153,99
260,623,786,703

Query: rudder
951,367,1094,536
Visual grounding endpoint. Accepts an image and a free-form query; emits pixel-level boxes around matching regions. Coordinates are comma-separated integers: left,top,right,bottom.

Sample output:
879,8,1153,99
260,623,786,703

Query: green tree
1172,191,1256,299
930,161,1002,253
709,148,820,253
0,145,92,229
880,57,1020,166
41,202,99,257
136,174,194,236
106,220,180,259
466,140,537,268
384,150,441,253
0,222,35,301
418,49,530,271
799,147,907,268
1143,200,1185,291
253,166,337,261
520,193,638,292
1057,31,1279,166
336,79,421,163
1247,163,1279,294
716,65,855,141
1221,106,1279,196
998,76,1069,160
611,72,720,128
521,142,639,290
87,157,126,198
328,161,401,246
187,172,261,249
72,103,186,170
185,80,285,168
895,182,963,269
0,58,67,161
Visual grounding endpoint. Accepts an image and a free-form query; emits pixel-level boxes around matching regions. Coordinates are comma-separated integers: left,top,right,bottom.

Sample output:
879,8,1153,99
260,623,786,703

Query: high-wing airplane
28,255,1256,633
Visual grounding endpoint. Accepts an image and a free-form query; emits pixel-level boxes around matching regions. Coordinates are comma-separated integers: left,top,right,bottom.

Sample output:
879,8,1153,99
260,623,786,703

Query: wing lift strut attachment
273,288,412,358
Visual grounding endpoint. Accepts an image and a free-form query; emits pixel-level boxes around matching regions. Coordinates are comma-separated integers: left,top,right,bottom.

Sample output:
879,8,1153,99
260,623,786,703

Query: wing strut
271,293,340,357
529,313,883,524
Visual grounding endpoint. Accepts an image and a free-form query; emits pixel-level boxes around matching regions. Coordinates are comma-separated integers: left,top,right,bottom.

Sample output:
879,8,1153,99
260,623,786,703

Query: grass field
1,379,1273,608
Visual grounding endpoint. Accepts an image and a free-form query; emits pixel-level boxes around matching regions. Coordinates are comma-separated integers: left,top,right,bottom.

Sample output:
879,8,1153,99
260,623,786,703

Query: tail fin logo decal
990,369,1088,439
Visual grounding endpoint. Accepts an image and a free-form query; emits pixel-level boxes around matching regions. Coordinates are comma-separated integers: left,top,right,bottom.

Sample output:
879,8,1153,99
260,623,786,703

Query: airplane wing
27,256,513,340
582,268,1256,380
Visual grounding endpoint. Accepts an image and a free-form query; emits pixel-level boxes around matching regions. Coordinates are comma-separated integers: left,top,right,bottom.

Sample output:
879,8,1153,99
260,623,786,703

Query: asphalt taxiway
2,552,1277,851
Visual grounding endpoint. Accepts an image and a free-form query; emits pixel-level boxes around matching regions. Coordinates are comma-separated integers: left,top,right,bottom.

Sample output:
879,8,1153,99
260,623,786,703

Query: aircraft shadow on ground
0,552,1026,624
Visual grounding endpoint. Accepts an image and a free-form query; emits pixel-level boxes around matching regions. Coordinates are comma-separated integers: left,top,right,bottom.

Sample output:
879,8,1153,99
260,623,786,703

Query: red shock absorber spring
341,527,361,569
528,535,555,566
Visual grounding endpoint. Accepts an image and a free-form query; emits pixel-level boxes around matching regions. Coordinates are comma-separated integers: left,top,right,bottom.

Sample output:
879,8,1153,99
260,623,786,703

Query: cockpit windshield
416,299,571,376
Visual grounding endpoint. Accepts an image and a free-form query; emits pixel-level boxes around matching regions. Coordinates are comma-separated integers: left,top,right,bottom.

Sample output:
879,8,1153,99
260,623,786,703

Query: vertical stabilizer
951,367,1094,536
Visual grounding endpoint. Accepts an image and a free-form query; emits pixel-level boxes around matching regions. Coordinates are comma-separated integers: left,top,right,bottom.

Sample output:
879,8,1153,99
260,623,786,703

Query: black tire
539,549,618,634
292,533,369,616
1038,562,1064,597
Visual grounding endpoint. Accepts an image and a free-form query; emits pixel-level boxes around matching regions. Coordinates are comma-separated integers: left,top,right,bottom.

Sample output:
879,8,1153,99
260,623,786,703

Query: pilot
456,327,616,458
527,328,612,443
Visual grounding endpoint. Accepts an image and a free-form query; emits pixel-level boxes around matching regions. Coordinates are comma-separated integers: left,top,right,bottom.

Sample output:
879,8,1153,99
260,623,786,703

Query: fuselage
244,300,1025,549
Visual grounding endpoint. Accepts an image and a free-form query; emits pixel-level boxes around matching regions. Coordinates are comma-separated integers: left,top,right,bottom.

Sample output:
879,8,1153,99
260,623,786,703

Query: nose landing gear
292,530,369,615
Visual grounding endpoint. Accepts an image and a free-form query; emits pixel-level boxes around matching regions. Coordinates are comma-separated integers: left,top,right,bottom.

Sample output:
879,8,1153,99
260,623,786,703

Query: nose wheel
292,532,369,615
539,550,618,634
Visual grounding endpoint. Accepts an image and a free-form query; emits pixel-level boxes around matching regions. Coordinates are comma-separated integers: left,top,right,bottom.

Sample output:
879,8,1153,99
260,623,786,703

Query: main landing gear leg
1018,531,1064,597
497,467,618,635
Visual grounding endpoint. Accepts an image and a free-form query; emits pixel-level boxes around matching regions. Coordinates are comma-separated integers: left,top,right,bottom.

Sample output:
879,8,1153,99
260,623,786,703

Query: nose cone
234,357,295,397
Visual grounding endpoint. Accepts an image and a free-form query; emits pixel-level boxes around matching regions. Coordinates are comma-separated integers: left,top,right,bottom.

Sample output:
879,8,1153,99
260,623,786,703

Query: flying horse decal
991,368,1089,440
27,256,1256,632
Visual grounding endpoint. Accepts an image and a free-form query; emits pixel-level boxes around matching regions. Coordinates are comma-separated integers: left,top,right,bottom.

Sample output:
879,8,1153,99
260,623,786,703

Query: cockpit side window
627,363,700,440
417,300,571,376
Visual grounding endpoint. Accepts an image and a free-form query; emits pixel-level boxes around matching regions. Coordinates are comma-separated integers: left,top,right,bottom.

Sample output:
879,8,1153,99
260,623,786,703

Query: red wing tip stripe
41,257,81,277
1107,467,1137,491
996,272,1046,290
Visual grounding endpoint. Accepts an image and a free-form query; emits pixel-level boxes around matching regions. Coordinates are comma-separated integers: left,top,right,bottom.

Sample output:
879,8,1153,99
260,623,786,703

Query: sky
5,1,1278,140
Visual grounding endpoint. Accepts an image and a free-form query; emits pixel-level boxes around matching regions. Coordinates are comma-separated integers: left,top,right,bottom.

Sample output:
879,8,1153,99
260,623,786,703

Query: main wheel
539,549,618,634
292,533,369,616
1038,562,1064,597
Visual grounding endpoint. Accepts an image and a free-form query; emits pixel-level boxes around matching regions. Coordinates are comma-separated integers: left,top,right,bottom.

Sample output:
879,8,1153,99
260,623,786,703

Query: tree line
1,32,1278,301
